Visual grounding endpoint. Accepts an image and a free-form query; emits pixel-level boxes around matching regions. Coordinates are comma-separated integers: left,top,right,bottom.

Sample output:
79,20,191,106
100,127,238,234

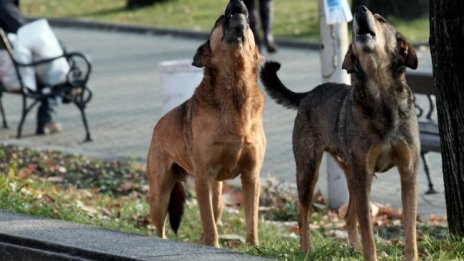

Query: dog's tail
168,182,186,235
260,61,308,109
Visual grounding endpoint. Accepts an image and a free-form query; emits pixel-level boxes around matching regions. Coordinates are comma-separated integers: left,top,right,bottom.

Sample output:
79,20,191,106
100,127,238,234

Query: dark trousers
37,96,61,129
0,0,23,34
243,0,273,48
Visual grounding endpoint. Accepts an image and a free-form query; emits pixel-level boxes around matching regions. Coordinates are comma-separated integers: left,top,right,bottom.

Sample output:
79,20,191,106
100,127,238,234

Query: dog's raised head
191,0,260,72
343,5,418,77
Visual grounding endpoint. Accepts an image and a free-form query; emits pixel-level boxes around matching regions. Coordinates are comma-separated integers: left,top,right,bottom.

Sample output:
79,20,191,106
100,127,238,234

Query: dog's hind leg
147,153,176,239
294,125,324,253
212,181,223,225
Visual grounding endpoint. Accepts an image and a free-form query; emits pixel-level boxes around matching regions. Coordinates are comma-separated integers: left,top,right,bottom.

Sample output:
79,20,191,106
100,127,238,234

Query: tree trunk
429,0,464,236
352,0,429,19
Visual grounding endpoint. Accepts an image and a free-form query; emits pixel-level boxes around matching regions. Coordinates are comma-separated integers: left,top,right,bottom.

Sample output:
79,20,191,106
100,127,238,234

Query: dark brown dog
260,6,419,261
146,0,265,248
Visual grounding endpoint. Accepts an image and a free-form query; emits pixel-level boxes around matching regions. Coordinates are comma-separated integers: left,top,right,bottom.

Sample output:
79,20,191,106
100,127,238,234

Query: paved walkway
0,25,445,217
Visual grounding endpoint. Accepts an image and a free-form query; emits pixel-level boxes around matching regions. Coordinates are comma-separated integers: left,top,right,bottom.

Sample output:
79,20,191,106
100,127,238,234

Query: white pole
318,0,351,210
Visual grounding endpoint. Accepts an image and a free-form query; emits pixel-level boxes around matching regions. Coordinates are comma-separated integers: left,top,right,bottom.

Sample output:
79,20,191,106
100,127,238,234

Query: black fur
260,61,308,109
168,182,185,235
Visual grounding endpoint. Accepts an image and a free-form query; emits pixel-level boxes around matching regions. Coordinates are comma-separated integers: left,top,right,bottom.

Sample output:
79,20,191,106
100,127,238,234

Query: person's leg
0,0,24,33
36,96,62,134
243,0,262,51
259,0,277,53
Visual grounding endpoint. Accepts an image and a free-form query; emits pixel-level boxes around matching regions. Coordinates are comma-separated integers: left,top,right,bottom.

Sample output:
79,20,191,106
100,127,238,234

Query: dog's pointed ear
342,44,356,73
192,40,210,68
397,33,418,70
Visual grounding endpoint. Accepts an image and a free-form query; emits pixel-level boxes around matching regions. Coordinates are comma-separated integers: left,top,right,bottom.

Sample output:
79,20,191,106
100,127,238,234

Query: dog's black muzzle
223,0,249,43
354,5,376,44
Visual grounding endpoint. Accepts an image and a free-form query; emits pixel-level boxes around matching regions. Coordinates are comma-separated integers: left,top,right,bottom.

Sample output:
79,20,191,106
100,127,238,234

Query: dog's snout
355,5,368,14
226,0,248,17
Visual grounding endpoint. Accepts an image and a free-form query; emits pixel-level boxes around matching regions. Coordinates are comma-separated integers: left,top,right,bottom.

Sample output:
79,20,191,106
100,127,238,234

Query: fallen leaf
222,183,243,208
377,205,401,219
288,224,299,234
41,193,55,204
134,216,150,228
47,176,64,183
219,234,245,248
313,189,326,205
17,166,36,179
324,229,348,240
119,181,135,192
76,200,98,215
44,160,59,171
101,208,112,217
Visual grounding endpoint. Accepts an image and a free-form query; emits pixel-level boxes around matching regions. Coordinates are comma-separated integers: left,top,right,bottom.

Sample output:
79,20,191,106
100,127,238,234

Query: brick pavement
0,26,445,217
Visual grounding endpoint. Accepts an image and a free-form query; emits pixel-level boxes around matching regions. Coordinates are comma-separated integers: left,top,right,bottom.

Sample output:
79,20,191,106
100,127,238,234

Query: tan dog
147,0,265,247
260,6,419,261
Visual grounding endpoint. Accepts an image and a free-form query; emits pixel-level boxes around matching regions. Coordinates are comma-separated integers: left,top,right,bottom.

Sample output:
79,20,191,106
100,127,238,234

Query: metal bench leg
421,152,437,194
0,94,8,128
17,97,40,139
16,96,28,139
75,101,92,142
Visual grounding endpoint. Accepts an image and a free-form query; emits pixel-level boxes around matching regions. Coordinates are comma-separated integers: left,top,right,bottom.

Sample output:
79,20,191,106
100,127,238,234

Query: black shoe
36,127,45,135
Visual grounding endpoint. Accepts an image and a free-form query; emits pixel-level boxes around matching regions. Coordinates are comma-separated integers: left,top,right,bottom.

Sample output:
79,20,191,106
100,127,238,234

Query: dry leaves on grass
222,183,244,208
2,144,448,245
0,145,147,197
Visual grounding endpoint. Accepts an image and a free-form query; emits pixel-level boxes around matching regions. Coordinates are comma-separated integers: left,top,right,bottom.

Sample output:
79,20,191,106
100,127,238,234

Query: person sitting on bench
0,0,62,134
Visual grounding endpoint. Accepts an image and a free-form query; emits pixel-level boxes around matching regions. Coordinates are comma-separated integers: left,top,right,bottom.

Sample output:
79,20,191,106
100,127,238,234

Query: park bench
0,28,93,142
406,72,440,194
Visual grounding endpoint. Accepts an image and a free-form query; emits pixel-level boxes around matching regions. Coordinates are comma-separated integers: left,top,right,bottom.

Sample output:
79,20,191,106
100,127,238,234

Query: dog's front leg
399,167,418,261
396,143,419,261
240,170,260,245
194,176,219,247
351,163,377,261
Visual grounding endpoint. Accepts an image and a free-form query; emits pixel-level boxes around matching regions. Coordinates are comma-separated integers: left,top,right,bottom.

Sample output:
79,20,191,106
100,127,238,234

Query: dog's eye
377,16,386,23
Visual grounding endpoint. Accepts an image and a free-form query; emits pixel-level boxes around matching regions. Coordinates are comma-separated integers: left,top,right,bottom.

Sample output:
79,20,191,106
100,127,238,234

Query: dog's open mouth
356,18,376,38
352,7,377,52
355,16,376,43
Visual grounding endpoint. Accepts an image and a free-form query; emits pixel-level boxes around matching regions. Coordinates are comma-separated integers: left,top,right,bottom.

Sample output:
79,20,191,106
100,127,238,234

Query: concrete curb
0,211,269,261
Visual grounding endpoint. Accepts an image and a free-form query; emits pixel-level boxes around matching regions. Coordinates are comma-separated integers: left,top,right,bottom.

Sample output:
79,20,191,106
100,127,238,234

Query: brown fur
147,0,265,247
260,6,419,261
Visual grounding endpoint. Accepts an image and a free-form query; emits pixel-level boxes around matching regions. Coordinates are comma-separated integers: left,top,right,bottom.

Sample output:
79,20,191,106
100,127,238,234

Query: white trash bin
159,60,203,114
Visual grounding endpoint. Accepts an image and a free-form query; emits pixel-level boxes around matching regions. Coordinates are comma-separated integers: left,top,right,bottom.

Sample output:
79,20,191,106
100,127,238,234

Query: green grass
1,145,463,260
20,0,428,41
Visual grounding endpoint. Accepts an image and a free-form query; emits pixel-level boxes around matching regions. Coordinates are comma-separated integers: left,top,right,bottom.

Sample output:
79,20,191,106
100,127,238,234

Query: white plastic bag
15,46,37,90
16,19,69,88
0,38,36,91
0,50,19,91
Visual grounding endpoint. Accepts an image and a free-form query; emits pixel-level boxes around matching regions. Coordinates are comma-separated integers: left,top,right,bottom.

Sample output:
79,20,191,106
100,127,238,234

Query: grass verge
1,144,461,260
